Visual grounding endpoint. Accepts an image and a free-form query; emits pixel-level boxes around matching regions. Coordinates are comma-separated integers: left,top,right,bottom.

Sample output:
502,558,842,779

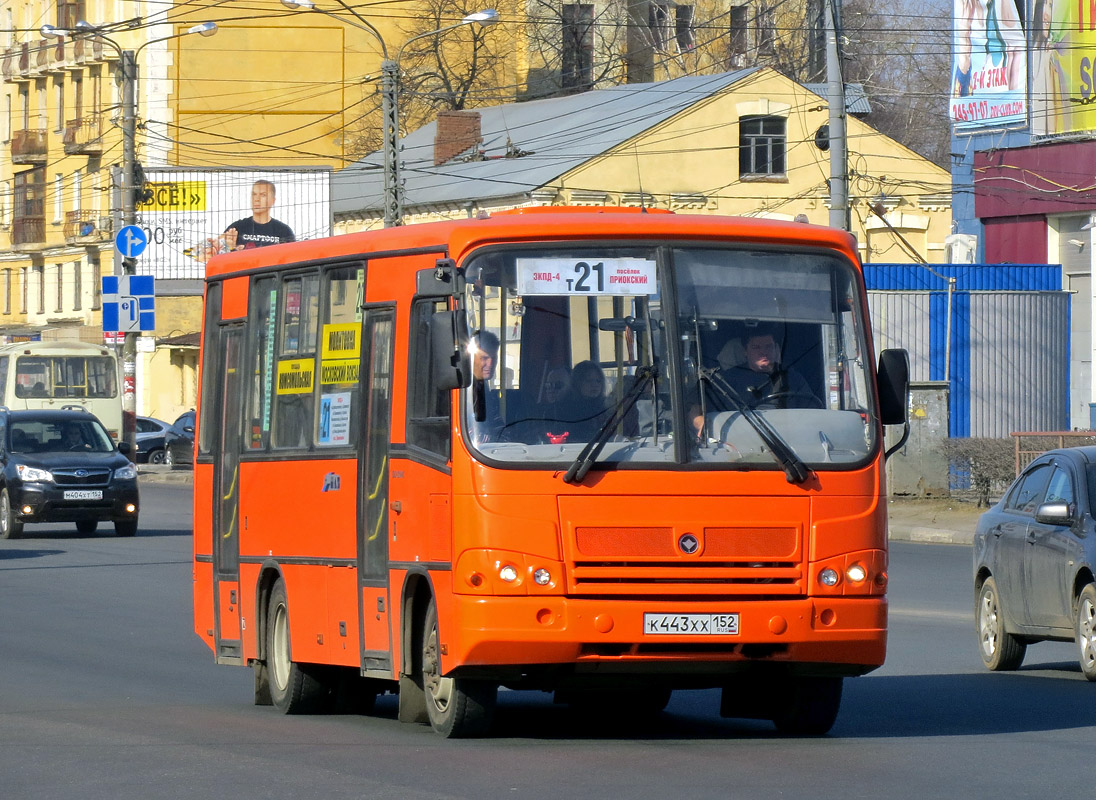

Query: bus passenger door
357,307,395,674
212,326,245,660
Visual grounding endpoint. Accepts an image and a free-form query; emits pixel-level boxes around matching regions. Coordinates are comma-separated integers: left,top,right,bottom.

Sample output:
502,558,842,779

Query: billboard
1030,0,1096,136
135,168,331,279
950,0,1027,129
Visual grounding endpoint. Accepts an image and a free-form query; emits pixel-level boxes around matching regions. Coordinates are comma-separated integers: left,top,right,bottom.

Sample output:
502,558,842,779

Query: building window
57,1,86,29
649,3,671,51
35,265,45,314
20,267,27,314
55,262,63,312
562,4,593,91
729,6,749,63
73,260,81,311
54,172,63,223
36,81,46,129
4,269,11,314
739,115,786,177
676,5,695,52
757,7,776,57
72,169,81,213
3,94,10,142
91,257,101,309
54,79,63,133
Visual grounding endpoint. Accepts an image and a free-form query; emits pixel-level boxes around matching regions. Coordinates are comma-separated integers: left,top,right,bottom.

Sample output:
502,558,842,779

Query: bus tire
266,578,328,714
114,518,138,537
422,600,496,737
0,488,23,539
977,576,1026,671
771,676,843,736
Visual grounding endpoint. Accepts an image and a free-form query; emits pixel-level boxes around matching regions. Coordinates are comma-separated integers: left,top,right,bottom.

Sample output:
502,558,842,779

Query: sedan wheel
1076,584,1096,681
147,449,166,465
976,577,1026,671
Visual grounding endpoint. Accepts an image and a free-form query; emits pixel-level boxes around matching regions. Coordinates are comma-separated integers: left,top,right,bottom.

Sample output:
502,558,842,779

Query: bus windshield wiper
563,364,656,485
699,367,812,485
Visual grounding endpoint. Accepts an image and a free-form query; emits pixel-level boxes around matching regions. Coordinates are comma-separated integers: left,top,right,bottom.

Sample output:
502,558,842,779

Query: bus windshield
462,244,876,471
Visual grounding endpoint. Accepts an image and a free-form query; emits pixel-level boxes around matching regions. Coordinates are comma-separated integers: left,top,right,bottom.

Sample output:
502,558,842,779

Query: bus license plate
63,490,102,500
643,613,739,635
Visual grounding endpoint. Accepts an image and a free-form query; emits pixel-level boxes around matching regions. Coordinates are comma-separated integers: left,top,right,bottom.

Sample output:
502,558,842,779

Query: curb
889,524,973,545
137,467,193,484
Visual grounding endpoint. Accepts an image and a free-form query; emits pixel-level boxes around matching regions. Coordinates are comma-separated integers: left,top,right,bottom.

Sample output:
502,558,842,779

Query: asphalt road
1,482,1092,799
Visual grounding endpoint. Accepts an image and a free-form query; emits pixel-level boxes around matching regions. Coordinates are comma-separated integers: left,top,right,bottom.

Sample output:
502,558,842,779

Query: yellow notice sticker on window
276,358,315,394
322,323,360,359
320,359,359,385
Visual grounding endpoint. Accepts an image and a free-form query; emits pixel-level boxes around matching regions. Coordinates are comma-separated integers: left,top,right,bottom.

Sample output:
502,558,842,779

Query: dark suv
0,408,140,538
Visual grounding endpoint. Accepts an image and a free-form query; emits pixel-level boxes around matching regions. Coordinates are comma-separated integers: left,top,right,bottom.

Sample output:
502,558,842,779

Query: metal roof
332,69,761,217
802,82,872,115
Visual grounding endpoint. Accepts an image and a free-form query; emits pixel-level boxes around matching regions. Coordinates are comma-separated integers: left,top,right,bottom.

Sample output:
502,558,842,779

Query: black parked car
0,408,140,538
164,410,196,469
135,416,171,464
974,446,1096,680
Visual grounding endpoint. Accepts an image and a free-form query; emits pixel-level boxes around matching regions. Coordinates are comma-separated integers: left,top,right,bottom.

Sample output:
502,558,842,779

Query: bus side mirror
877,348,910,425
416,259,462,297
430,311,472,391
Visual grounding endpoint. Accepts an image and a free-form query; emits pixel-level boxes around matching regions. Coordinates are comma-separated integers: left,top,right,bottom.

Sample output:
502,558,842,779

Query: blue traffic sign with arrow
115,225,148,259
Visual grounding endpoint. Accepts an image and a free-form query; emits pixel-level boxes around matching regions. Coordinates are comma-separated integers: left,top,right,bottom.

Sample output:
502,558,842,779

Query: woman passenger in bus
549,360,612,443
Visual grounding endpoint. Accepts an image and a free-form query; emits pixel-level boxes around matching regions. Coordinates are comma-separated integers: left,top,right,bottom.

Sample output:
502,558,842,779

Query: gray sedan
974,446,1096,679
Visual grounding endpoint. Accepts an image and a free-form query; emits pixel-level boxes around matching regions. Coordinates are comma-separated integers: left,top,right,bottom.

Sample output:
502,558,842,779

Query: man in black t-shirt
222,179,295,251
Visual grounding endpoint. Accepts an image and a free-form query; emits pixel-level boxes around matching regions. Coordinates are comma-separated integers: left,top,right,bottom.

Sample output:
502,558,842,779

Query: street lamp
281,1,498,227
42,20,218,454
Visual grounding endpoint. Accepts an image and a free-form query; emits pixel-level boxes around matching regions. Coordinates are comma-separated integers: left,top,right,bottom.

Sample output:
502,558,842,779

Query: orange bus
193,208,909,737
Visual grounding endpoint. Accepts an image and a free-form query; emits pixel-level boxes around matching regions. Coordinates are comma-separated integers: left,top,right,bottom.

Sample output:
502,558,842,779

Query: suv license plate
64,490,103,500
643,613,739,635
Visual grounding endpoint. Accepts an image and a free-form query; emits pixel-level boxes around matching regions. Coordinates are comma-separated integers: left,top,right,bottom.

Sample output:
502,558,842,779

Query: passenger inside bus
470,331,502,441
546,360,612,443
690,328,822,437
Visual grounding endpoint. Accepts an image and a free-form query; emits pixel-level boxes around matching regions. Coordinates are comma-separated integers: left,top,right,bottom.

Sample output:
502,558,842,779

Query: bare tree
345,0,518,158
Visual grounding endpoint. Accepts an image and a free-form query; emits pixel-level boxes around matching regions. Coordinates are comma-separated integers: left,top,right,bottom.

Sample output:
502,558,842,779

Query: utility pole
380,60,402,227
825,0,849,231
120,49,138,456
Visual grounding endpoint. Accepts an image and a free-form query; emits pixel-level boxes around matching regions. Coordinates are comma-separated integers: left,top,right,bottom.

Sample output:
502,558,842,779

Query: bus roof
202,208,861,280
0,340,116,357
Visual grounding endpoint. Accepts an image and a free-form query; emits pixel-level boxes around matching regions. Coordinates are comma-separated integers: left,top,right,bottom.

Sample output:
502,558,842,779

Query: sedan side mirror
1035,502,1073,526
118,441,133,456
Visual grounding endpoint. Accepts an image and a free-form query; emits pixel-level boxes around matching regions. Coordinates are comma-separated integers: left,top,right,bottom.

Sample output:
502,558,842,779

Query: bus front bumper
446,594,887,679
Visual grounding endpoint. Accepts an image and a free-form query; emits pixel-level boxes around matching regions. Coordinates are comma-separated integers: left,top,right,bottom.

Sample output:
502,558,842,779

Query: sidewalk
887,497,984,545
137,465,194,485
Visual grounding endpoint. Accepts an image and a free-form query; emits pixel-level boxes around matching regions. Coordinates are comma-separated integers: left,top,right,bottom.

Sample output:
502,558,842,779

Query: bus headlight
846,563,867,583
533,568,551,586
819,568,840,587
499,565,519,583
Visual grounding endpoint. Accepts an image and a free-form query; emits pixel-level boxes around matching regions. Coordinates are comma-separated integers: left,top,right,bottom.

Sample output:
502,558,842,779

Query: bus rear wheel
771,676,843,736
422,600,496,737
266,578,328,714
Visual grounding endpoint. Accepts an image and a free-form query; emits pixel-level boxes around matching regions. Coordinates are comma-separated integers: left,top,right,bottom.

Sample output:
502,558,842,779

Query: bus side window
406,298,451,459
316,265,364,448
272,274,320,450
246,276,277,450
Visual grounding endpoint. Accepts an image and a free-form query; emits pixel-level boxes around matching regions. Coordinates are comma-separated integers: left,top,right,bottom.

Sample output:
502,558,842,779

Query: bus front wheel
421,600,496,737
266,578,328,714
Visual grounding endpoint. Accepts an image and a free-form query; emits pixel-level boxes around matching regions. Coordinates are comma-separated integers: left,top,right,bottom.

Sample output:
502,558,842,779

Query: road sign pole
120,49,138,458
